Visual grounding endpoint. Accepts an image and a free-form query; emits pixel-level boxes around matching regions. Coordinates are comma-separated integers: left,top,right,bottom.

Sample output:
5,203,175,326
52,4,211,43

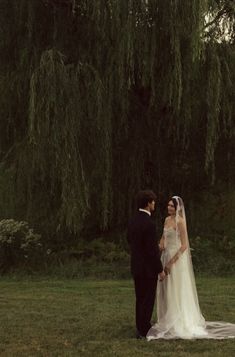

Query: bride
147,196,235,340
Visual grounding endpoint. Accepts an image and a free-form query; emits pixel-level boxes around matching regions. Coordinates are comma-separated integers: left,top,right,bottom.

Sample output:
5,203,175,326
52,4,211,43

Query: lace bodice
163,227,181,251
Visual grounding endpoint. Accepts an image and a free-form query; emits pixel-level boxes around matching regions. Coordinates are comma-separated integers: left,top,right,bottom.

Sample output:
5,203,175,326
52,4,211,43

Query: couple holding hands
127,190,235,340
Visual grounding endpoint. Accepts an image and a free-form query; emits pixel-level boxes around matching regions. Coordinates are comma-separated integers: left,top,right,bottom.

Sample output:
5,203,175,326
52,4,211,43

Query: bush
42,238,131,279
190,234,235,275
0,219,43,272
44,234,235,278
47,238,130,265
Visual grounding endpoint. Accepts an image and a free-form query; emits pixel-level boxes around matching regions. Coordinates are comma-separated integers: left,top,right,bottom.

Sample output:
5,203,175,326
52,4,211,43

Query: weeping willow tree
0,0,234,243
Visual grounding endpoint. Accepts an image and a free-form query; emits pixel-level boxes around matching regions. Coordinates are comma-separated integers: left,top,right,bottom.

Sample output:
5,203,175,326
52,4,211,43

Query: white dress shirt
139,208,151,216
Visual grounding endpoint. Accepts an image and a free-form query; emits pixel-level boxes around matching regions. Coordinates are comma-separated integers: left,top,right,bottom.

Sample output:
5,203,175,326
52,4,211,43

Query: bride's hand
164,265,171,275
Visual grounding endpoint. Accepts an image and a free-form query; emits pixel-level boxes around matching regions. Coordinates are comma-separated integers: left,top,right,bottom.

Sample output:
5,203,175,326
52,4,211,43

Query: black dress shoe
136,332,146,340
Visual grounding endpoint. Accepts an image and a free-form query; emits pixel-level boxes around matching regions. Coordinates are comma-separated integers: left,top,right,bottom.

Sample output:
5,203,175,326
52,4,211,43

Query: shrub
190,234,235,274
0,219,43,272
47,238,130,265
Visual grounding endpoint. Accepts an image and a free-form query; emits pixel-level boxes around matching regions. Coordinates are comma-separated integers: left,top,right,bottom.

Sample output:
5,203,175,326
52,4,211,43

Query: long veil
147,196,235,340
172,196,203,322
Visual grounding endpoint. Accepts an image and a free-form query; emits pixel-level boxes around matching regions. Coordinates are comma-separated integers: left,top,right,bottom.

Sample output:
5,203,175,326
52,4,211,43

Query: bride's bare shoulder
165,216,171,223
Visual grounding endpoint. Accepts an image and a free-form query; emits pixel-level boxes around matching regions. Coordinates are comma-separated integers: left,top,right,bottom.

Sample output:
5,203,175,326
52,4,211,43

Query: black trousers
134,276,158,337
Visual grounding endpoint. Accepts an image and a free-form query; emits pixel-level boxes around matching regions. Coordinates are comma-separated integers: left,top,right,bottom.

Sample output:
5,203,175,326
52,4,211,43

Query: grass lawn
0,276,234,356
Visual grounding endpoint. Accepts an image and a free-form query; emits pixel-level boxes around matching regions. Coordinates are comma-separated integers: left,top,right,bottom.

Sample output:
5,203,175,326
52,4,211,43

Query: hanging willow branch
205,46,222,177
29,49,112,232
0,0,234,237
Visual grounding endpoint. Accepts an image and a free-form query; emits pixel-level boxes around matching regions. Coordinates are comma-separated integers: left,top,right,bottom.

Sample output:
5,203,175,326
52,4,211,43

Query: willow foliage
0,0,234,240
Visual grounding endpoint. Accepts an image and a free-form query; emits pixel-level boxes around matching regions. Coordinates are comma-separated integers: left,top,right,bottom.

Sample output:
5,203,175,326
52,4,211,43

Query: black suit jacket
127,211,163,278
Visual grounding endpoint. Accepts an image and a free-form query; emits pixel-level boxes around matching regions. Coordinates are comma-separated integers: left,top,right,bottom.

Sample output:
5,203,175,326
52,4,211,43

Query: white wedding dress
147,197,235,340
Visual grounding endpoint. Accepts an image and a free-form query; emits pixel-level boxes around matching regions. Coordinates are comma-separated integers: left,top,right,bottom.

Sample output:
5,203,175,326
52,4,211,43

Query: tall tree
0,0,234,243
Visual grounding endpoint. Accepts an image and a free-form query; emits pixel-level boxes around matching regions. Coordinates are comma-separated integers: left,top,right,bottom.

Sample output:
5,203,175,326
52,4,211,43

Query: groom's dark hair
136,190,157,209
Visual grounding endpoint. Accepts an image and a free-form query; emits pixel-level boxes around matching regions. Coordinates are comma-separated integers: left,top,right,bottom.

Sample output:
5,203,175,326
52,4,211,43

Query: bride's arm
159,218,168,251
164,220,187,273
159,234,165,251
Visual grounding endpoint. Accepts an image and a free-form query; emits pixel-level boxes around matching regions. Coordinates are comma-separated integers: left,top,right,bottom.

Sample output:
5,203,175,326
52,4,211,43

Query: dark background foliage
0,1,234,267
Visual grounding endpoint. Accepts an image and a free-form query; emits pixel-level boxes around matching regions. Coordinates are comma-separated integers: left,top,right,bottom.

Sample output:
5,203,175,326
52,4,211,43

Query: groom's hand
159,270,166,281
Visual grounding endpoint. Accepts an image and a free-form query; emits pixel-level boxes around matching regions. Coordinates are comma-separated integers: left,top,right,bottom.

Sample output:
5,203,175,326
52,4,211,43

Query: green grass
0,277,234,356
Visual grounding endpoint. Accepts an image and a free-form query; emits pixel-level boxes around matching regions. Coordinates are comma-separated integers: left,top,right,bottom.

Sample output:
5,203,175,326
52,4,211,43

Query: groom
127,190,165,339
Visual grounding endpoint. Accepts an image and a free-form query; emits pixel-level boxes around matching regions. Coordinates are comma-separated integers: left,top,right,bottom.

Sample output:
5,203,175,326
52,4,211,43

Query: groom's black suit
127,210,163,337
